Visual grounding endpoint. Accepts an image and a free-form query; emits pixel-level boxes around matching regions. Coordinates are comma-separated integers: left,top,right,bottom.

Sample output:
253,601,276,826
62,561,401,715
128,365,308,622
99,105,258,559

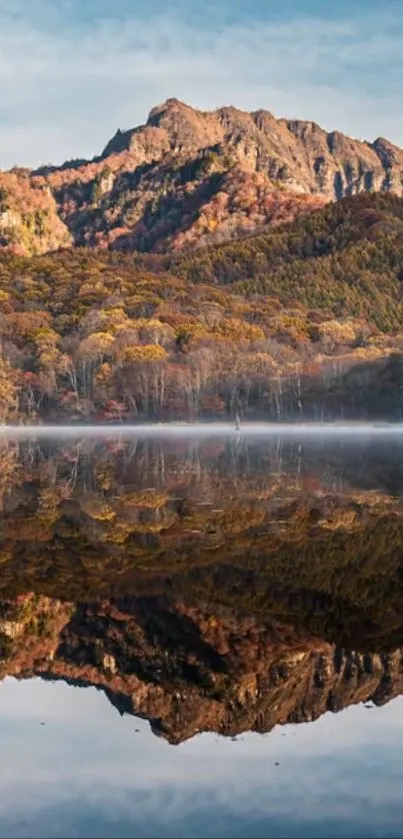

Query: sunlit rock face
3,98,403,255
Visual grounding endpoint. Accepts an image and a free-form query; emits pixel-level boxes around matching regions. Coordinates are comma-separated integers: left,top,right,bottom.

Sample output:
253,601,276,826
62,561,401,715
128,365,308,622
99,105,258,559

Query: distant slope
174,193,403,331
3,98,403,255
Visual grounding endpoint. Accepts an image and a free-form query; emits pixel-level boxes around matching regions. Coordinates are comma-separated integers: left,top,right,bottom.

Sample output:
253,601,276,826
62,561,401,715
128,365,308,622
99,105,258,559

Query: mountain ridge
100,97,403,197
2,98,403,255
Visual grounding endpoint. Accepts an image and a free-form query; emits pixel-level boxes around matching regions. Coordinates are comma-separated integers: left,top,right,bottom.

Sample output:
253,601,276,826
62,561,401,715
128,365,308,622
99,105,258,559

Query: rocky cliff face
99,99,403,200
3,98,403,255
0,169,71,255
1,595,402,745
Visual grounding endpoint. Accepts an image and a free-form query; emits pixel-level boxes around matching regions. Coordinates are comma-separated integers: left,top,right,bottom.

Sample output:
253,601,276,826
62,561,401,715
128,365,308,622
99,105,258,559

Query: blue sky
1,0,403,168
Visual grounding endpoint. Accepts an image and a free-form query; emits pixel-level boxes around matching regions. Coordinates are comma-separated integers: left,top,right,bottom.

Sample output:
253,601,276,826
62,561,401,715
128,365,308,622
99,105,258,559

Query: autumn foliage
0,194,403,423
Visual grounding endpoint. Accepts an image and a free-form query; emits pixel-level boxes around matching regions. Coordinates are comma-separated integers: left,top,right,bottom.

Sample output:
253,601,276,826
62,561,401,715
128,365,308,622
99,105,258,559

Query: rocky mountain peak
97,100,403,201
285,118,325,139
371,136,400,166
3,98,403,256
146,98,223,152
146,97,193,125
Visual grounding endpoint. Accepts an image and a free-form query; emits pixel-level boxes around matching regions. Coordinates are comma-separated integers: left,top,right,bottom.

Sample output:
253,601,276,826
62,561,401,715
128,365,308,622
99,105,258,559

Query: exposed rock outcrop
3,98,403,255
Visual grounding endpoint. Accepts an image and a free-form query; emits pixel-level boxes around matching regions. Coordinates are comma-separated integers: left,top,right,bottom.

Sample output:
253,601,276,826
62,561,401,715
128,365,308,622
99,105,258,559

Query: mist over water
2,420,403,439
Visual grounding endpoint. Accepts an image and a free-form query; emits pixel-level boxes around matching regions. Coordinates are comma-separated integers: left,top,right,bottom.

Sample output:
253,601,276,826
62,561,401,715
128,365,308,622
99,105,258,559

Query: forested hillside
174,193,403,331
0,193,403,423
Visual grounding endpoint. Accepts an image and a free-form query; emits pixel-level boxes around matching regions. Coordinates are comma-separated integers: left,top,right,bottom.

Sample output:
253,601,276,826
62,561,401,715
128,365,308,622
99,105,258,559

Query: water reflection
0,432,403,748
2,431,403,837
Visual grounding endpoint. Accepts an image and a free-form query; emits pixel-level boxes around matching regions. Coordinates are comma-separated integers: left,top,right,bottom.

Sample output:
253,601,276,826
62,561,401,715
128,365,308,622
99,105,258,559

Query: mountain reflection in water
1,431,403,748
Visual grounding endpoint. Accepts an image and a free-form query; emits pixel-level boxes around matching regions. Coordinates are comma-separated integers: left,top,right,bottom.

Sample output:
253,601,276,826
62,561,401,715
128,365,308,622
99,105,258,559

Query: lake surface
1,427,403,838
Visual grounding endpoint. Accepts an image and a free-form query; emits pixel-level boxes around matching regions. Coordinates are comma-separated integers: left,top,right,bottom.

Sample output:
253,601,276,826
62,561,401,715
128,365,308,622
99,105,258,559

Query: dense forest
1,193,403,423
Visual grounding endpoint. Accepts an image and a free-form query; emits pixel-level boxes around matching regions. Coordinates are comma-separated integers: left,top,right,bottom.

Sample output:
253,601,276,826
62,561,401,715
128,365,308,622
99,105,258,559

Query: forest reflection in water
0,429,403,746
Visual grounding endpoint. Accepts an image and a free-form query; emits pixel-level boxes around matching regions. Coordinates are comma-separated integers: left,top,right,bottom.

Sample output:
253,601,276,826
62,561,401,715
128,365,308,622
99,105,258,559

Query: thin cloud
1,7,403,168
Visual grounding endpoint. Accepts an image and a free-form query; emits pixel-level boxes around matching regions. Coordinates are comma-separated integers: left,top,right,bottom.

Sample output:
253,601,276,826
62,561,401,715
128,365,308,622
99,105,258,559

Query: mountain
2,98,403,255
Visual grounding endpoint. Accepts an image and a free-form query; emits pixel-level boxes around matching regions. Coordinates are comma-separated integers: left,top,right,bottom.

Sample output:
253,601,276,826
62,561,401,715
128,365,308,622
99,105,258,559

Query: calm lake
0,426,403,838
